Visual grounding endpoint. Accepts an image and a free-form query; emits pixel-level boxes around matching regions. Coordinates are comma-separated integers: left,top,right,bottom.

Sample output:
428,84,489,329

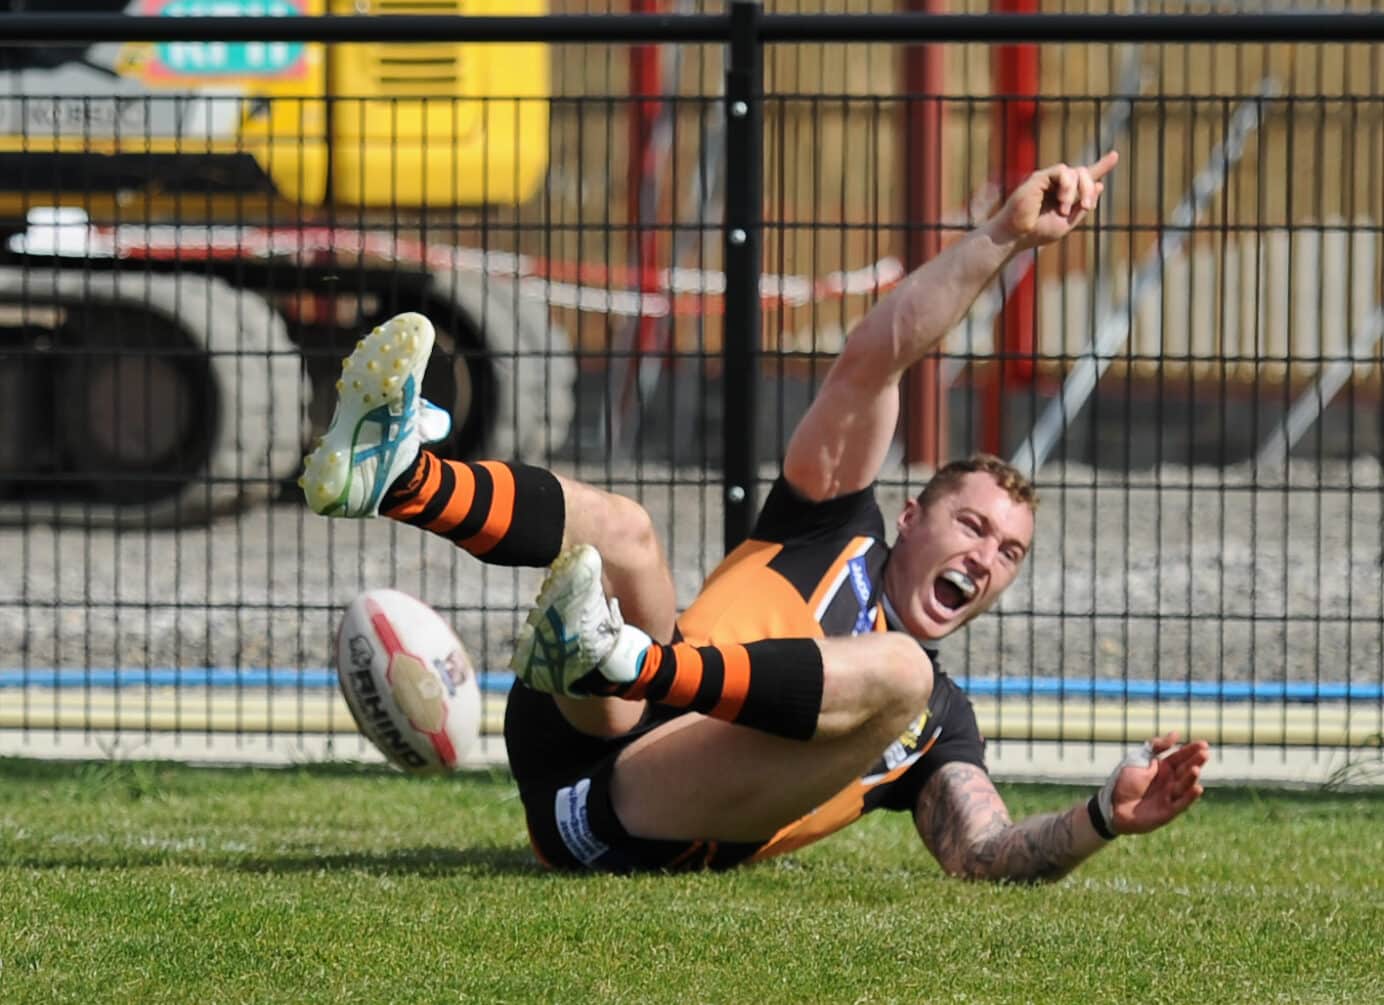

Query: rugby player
302,149,1210,880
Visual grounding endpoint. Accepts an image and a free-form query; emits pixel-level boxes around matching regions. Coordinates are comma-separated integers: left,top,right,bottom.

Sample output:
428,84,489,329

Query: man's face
884,471,1035,640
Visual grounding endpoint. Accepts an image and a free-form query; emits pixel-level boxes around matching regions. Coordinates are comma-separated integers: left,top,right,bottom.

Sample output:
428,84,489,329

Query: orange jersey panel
677,540,830,645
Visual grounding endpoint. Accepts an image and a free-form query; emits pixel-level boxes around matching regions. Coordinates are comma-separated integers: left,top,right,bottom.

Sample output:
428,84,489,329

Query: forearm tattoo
916,763,1095,884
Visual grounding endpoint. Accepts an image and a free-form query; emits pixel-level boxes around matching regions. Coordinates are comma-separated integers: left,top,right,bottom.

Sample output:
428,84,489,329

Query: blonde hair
915,453,1038,514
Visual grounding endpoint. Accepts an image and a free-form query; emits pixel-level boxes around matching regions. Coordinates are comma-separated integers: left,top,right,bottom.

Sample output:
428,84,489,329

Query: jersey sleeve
878,671,988,811
752,473,886,544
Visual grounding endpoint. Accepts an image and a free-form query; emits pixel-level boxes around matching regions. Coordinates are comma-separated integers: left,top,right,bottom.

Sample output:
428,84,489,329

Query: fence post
722,0,764,551
902,0,948,469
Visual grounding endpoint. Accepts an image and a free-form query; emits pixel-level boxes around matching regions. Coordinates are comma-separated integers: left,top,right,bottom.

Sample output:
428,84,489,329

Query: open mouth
932,569,978,615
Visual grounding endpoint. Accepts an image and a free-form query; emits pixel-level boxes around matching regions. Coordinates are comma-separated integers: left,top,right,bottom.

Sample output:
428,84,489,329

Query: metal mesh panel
1,6,1381,783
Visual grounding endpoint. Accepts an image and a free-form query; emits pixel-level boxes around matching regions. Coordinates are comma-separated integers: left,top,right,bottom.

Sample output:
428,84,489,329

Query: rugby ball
334,588,482,775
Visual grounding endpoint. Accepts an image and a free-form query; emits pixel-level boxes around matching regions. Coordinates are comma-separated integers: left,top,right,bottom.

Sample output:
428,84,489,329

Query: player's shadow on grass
6,844,544,876
235,844,544,877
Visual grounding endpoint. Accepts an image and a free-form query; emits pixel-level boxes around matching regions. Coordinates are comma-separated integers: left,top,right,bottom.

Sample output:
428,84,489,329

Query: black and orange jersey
675,474,988,862
505,472,988,871
677,475,893,642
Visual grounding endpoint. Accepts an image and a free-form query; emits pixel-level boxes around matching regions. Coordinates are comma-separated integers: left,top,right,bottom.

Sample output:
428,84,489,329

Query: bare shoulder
913,762,1012,870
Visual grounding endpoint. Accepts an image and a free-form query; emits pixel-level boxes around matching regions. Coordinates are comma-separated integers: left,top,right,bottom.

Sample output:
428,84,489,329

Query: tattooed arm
912,733,1210,883
912,762,1109,883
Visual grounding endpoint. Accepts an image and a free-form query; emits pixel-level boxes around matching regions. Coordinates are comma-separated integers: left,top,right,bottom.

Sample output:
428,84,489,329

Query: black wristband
1087,794,1118,840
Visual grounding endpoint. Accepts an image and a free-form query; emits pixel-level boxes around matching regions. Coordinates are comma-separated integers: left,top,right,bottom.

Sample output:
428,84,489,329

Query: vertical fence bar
902,0,948,468
722,0,764,550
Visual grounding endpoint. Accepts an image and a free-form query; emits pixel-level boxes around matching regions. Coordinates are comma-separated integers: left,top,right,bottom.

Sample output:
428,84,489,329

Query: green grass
1,758,1381,1004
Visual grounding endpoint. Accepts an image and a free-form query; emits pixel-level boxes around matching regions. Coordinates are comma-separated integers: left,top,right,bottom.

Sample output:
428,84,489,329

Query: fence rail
4,11,1384,43
1,6,1382,784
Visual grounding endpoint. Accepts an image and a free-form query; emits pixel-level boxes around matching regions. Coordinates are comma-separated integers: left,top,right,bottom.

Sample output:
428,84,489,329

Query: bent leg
382,457,674,641
384,459,674,737
308,315,672,738
550,475,673,737
611,633,933,842
553,474,673,642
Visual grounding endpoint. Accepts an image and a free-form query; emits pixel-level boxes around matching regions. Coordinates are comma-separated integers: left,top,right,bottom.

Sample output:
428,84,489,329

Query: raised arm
782,151,1119,502
914,731,1208,884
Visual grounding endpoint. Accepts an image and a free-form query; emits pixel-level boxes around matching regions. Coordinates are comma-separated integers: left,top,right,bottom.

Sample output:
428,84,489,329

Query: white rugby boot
510,545,653,697
300,312,452,518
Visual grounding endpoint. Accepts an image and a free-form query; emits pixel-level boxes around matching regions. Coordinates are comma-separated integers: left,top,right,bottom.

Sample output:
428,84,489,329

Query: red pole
902,0,947,468
628,4,662,357
984,0,1039,456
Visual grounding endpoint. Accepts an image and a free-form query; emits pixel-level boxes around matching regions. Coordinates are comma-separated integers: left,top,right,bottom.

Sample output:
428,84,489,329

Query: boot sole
300,312,436,517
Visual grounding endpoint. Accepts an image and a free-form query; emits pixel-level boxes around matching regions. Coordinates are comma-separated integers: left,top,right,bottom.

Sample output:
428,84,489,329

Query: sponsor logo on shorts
554,778,610,867
865,712,938,782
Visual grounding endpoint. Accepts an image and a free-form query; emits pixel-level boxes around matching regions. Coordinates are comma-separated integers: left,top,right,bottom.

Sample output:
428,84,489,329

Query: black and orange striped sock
614,638,824,741
381,452,564,567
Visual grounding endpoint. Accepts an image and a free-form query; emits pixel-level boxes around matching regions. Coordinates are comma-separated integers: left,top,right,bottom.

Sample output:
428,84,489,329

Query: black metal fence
2,6,1383,783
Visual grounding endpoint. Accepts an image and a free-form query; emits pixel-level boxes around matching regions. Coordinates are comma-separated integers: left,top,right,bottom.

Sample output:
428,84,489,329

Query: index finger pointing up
1089,150,1120,182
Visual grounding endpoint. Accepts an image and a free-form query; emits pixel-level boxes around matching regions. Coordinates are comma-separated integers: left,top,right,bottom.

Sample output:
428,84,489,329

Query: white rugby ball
334,588,482,775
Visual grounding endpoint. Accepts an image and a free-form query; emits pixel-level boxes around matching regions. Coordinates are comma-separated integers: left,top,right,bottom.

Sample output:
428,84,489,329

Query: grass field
1,758,1381,1004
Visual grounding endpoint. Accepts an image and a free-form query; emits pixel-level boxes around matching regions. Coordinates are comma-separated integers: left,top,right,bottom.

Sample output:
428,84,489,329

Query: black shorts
503,667,986,872
504,681,763,873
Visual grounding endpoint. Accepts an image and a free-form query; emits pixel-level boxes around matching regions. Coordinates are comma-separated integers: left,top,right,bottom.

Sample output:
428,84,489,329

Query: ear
896,498,921,537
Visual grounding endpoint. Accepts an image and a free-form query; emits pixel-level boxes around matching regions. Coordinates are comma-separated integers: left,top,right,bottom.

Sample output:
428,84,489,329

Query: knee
601,492,667,578
816,633,933,740
611,495,660,566
869,635,934,724
557,477,661,568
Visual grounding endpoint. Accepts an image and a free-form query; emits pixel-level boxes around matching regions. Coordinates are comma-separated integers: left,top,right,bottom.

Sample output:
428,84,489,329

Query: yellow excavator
0,0,570,524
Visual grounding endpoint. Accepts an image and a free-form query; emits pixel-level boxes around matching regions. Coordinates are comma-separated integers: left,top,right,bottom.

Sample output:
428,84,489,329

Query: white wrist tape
1096,740,1156,835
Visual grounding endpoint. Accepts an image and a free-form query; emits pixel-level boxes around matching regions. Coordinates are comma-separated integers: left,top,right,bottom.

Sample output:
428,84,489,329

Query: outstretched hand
1108,731,1210,836
989,150,1119,251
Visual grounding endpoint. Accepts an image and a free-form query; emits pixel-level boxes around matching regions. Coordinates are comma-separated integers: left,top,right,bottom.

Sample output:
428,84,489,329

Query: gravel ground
4,457,1383,686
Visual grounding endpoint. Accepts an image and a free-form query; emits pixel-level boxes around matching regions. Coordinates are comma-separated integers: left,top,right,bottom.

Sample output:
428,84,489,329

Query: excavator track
0,266,305,526
0,260,577,526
